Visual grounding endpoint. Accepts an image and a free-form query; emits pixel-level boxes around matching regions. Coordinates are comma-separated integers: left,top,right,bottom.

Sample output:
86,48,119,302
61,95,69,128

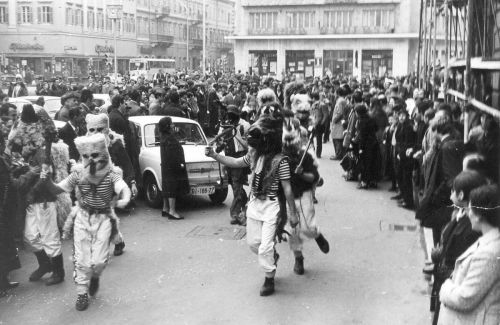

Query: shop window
324,50,353,77
18,5,33,24
37,6,52,24
0,6,7,24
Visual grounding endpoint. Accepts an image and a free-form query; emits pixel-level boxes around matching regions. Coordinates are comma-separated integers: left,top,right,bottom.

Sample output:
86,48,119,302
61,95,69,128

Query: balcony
150,34,174,48
217,42,233,51
190,39,203,50
155,6,170,20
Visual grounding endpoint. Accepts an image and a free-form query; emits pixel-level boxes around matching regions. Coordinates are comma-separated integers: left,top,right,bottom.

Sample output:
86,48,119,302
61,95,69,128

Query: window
96,9,103,30
362,9,394,29
249,12,278,31
0,6,7,24
286,11,315,30
324,10,352,29
37,6,52,24
65,7,73,25
18,5,33,24
87,8,95,29
75,6,83,26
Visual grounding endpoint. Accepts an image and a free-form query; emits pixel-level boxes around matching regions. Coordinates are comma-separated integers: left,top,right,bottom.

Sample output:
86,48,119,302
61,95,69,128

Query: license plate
190,186,215,195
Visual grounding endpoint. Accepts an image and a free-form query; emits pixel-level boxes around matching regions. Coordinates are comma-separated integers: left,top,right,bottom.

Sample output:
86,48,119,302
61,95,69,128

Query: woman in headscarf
159,116,189,220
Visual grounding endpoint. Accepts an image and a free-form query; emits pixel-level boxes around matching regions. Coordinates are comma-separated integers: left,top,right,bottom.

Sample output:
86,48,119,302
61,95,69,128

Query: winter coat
160,133,189,198
438,229,500,325
331,97,348,140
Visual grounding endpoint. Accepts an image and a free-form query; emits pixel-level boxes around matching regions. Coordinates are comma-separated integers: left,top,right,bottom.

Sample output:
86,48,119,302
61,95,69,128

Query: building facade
229,0,445,80
0,0,234,78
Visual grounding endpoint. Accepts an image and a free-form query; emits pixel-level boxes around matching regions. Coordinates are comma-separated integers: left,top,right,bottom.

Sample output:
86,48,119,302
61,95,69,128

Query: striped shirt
59,169,127,210
243,154,291,199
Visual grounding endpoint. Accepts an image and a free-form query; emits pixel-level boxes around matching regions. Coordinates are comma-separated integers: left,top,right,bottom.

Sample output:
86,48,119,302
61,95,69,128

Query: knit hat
86,113,109,131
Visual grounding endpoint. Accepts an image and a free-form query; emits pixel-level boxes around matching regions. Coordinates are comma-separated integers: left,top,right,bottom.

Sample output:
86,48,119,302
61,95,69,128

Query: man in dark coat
417,120,464,244
394,109,416,209
8,75,28,98
162,91,185,117
58,107,81,161
206,83,224,136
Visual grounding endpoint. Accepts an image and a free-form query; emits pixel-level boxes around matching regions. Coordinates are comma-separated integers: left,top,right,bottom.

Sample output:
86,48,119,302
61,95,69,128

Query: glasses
88,127,104,133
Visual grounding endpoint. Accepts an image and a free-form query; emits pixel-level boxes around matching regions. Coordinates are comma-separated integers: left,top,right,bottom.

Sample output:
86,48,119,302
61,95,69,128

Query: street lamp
107,4,123,85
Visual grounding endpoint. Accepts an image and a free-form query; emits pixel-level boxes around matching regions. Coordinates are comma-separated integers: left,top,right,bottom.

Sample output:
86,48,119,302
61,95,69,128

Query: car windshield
144,122,206,147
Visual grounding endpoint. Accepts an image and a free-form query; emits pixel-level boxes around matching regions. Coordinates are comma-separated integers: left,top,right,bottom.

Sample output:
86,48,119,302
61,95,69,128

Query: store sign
9,43,44,51
64,46,77,51
95,45,114,54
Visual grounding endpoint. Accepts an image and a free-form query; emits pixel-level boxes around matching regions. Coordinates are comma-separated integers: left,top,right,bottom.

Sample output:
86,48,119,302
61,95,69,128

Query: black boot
315,234,330,254
113,242,125,256
294,256,305,275
29,250,52,282
259,277,275,296
0,273,19,291
75,293,89,311
46,254,65,286
88,277,100,296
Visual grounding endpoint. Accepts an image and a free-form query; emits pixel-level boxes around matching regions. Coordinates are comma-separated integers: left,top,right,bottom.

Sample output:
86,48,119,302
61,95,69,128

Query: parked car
129,115,229,208
8,97,65,129
19,95,61,119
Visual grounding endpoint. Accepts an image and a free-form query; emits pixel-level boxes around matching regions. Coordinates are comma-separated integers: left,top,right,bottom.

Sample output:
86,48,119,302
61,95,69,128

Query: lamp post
107,4,123,86
202,0,206,74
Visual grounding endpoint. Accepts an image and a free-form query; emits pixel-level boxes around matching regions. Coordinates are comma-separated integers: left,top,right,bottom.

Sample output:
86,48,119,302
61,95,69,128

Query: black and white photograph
0,0,500,324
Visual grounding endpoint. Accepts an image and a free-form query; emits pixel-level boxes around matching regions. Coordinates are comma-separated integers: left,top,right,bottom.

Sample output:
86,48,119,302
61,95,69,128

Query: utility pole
202,0,206,74
417,0,424,88
464,0,475,142
444,0,449,101
186,0,190,71
107,4,122,86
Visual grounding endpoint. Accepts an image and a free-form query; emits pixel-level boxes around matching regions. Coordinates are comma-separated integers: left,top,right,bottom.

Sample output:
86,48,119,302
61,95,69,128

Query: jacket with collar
438,229,500,325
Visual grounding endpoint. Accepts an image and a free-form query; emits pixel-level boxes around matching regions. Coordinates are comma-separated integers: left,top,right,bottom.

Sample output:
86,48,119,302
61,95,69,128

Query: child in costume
42,133,131,311
282,115,330,275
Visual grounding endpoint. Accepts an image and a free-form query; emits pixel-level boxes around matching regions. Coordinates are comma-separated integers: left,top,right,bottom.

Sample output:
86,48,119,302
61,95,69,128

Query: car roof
20,96,60,100
129,115,198,126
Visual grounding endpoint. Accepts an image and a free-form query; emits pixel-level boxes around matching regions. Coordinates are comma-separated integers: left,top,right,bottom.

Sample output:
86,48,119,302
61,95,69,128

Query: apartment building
0,0,234,78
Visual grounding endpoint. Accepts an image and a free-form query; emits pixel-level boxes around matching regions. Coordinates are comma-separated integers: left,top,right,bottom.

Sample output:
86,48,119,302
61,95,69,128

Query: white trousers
287,190,319,252
73,208,112,295
24,202,62,258
246,197,280,274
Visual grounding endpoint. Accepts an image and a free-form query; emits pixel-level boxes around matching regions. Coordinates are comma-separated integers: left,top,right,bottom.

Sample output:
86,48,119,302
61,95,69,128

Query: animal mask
290,93,312,125
74,133,111,181
86,113,109,136
282,116,302,152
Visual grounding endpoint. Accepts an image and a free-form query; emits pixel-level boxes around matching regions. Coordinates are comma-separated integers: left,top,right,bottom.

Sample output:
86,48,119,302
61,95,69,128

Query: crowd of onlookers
1,69,499,323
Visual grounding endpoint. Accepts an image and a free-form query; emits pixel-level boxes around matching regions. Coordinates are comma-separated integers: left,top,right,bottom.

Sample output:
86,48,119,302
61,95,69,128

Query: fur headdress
86,113,109,131
284,81,307,111
257,88,277,108
75,133,111,184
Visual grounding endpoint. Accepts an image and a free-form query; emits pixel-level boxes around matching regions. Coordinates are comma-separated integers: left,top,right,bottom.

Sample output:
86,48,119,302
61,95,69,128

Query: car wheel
209,188,228,205
144,175,162,208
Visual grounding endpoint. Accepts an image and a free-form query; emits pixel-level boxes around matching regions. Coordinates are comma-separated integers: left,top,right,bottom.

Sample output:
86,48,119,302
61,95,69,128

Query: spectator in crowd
438,184,500,325
8,75,28,98
58,107,81,161
330,86,348,160
430,170,487,324
353,103,379,189
159,116,189,220
55,92,80,122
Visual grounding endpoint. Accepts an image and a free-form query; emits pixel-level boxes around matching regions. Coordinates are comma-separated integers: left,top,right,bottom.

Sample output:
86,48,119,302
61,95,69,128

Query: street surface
0,145,430,325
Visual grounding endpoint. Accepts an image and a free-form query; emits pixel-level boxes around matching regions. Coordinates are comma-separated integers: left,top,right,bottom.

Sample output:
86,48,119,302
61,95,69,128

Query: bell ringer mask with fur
290,93,312,126
282,116,302,152
74,133,111,181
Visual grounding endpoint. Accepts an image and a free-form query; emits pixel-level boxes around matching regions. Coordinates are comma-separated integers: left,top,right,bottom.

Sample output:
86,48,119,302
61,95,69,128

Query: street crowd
0,69,499,324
